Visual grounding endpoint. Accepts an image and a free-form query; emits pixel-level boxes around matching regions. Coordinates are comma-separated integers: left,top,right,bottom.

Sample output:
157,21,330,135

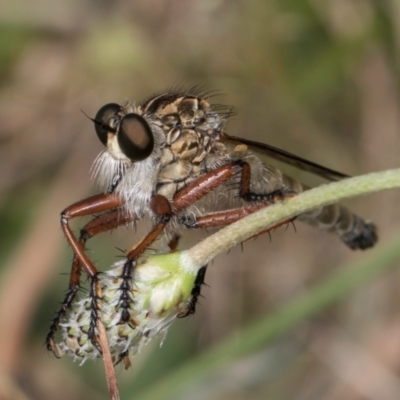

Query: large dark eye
118,114,154,161
94,103,120,145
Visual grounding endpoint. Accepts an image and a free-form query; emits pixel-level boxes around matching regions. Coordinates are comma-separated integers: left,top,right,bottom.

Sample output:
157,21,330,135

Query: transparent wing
220,131,349,181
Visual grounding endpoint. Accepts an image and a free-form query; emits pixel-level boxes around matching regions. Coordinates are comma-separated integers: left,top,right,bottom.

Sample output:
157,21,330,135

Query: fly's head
90,102,165,197
93,103,155,164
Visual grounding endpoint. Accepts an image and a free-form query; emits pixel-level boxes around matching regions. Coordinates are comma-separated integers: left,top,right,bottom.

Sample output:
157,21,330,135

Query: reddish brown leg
185,208,296,237
181,204,270,228
47,193,131,355
60,193,125,275
181,207,295,229
47,208,135,356
173,161,292,211
172,161,243,211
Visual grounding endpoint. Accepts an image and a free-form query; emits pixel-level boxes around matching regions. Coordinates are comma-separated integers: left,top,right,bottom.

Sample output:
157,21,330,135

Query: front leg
46,193,127,356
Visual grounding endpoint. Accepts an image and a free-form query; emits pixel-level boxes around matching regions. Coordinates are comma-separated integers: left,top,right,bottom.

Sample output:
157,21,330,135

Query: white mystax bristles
58,252,200,364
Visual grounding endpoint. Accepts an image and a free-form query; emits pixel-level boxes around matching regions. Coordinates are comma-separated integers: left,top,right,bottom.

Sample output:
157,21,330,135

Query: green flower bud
58,252,200,364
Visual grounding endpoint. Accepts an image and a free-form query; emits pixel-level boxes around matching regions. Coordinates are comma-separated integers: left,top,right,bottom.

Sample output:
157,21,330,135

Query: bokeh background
1,1,400,399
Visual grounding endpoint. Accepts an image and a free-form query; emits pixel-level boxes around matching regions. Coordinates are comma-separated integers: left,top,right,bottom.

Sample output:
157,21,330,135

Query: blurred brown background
0,1,400,399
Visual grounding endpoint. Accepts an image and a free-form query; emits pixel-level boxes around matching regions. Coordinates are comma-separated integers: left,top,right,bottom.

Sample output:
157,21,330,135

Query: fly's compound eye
118,114,154,161
94,103,121,145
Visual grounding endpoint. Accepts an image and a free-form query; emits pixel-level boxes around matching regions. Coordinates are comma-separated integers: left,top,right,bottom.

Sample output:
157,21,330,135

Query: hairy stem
181,168,400,271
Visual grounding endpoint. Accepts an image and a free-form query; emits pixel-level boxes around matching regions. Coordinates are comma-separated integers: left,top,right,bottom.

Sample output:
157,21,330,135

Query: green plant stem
183,168,400,269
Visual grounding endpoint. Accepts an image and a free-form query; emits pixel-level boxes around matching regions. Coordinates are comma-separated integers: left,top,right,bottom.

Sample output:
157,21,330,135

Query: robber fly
46,88,377,356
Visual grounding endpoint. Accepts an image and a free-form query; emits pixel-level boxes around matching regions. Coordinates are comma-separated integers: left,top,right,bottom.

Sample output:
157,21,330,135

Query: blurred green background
1,1,400,399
